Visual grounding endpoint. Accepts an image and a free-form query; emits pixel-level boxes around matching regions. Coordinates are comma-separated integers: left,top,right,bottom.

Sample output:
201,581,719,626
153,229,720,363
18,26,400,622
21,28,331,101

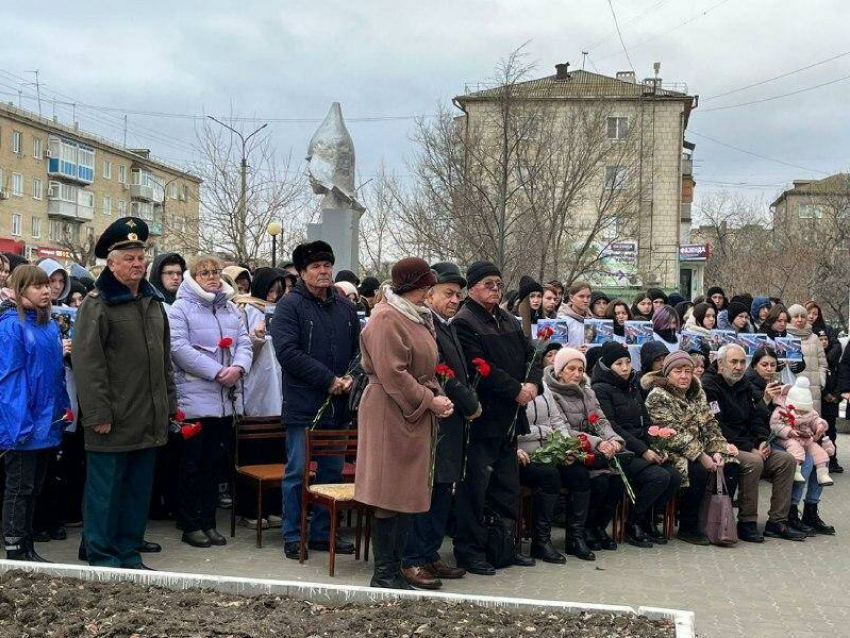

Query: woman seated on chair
591,342,681,548
643,351,740,546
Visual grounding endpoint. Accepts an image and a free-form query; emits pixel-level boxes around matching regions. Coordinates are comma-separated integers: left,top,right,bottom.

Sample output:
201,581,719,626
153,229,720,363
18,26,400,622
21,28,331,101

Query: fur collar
95,266,164,306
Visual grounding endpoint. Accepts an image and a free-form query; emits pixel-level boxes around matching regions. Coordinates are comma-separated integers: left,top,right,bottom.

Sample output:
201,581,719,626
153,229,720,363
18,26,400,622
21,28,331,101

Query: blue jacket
270,280,360,428
0,303,69,450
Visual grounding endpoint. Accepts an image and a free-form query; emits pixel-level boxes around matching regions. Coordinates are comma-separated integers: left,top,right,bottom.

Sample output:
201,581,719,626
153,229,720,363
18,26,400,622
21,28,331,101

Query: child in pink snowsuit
770,377,834,486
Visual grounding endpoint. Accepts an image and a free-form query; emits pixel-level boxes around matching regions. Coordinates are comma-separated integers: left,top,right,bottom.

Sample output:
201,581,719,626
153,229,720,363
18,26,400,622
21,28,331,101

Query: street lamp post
267,221,282,267
207,116,268,261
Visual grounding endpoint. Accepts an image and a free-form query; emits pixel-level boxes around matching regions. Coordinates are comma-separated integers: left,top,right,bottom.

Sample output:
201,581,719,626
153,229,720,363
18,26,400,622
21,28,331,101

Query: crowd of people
0,215,847,590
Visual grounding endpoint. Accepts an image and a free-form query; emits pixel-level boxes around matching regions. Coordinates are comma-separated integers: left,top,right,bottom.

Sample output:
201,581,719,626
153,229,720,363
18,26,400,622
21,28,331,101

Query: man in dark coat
701,344,803,542
451,261,542,575
400,262,480,589
270,241,360,560
73,217,176,569
147,252,186,305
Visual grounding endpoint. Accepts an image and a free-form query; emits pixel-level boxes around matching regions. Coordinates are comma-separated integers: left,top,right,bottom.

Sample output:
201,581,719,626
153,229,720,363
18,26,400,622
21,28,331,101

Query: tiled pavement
38,435,850,638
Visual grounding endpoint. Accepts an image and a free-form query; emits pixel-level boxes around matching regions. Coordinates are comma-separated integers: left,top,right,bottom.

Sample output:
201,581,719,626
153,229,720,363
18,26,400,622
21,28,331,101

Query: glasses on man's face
197,269,221,279
162,270,183,278
478,281,504,291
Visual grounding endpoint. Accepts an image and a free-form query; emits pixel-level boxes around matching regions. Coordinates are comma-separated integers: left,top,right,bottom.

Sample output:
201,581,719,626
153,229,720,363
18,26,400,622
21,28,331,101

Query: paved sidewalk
38,435,850,638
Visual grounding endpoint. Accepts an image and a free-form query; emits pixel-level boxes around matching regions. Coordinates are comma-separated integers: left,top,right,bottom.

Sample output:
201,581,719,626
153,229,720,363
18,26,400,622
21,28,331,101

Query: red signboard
36,247,73,259
0,237,25,255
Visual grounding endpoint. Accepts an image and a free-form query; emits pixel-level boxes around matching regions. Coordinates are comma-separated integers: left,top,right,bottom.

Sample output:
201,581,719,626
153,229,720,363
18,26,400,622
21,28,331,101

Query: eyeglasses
478,281,504,291
197,269,221,278
162,270,183,278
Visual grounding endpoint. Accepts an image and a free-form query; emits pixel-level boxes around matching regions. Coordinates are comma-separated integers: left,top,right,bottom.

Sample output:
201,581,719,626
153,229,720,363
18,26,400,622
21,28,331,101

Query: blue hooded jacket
750,296,771,326
0,302,69,450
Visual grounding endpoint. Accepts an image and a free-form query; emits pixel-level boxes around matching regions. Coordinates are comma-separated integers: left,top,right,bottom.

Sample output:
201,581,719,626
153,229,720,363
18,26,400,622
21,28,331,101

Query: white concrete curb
0,560,695,638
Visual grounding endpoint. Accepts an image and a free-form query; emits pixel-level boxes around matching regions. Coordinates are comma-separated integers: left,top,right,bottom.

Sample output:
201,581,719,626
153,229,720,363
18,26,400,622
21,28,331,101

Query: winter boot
530,492,566,564
787,504,814,537
829,456,844,473
645,508,668,545
593,504,619,551
624,512,653,548
369,516,399,588
815,466,834,486
802,502,836,535
565,491,595,561
391,515,414,590
793,465,806,483
24,537,51,563
5,538,29,561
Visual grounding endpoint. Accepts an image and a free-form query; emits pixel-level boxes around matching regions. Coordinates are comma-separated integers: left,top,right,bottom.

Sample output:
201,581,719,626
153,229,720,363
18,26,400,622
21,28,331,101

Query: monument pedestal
307,208,360,275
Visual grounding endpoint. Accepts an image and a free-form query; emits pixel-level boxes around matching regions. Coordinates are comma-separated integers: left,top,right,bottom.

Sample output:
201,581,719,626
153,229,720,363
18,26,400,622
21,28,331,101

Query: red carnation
588,412,600,424
583,453,597,467
175,409,186,423
472,358,492,378
538,326,555,340
63,408,75,422
219,336,234,349
435,364,455,379
181,421,203,440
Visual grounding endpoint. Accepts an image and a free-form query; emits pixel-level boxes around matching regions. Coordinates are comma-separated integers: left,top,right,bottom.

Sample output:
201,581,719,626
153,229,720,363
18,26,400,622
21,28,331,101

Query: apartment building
0,101,201,264
771,174,850,243
454,64,697,290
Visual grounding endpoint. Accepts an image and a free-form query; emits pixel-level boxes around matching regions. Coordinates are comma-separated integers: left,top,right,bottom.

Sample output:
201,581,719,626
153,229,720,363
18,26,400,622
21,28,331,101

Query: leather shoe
401,566,442,590
763,520,806,541
138,540,162,553
737,521,764,543
308,537,355,555
457,558,496,576
284,541,306,560
127,563,156,570
676,528,710,546
625,522,653,548
181,530,212,548
424,559,466,579
204,528,227,546
512,553,536,567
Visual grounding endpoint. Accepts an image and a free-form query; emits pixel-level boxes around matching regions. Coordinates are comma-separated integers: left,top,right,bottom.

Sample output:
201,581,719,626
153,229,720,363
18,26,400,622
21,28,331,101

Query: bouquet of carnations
529,430,588,466
647,425,677,454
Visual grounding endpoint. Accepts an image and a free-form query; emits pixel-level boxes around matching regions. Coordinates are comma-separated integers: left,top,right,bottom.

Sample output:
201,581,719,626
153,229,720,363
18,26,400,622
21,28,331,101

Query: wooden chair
230,416,286,548
663,495,678,539
299,429,370,576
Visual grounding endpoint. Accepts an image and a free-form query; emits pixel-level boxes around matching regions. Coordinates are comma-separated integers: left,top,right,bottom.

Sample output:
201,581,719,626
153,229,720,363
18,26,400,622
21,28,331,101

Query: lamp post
267,221,282,267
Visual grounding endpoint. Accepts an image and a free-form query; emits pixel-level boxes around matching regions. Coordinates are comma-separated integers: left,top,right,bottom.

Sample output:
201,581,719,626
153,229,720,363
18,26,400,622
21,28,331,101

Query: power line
702,49,850,102
607,0,635,73
583,0,669,52
700,72,850,113
689,130,830,175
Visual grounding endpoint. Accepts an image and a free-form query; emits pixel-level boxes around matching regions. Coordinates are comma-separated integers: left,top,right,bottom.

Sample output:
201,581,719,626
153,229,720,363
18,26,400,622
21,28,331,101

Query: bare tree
53,223,97,267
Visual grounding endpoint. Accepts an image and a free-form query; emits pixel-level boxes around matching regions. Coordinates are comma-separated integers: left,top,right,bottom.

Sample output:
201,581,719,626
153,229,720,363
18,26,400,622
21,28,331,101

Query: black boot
391,515,414,590
5,538,29,561
24,537,51,563
802,502,836,535
593,504,619,551
78,538,88,562
788,504,814,537
565,491,595,561
829,457,844,473
645,509,668,545
530,493,566,564
624,514,653,548
370,516,398,588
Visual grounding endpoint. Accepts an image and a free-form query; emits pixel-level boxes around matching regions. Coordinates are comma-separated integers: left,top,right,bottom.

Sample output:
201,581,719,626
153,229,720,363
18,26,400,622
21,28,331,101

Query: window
118,165,127,184
77,146,95,182
11,173,23,196
0,168,4,194
31,216,41,239
117,199,127,215
11,214,21,236
12,130,22,154
167,182,179,199
181,184,189,201
102,160,112,179
799,203,823,219
604,166,629,190
607,117,629,140
78,190,94,210
48,220,62,241
33,136,43,159
103,196,112,216
32,178,43,200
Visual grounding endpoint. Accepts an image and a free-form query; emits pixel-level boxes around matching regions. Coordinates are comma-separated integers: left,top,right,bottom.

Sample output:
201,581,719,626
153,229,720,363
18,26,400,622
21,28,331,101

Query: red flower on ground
63,408,75,422
471,358,492,378
181,421,203,440
175,409,186,423
219,336,234,349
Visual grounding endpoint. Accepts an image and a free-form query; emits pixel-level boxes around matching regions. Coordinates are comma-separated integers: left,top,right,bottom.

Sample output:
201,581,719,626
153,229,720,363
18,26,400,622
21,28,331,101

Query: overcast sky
2,0,848,213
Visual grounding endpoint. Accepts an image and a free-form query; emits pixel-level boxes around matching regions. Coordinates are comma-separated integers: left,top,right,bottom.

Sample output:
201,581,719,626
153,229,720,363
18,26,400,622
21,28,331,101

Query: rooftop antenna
582,51,588,70
27,69,41,116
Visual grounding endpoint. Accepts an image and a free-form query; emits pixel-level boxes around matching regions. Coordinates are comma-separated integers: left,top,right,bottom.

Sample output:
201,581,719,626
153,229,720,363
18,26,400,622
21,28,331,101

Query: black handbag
483,513,516,568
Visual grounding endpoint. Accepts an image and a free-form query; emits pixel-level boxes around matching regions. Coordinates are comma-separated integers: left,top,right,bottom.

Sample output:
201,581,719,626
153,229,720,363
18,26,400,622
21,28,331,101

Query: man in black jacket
451,261,542,575
702,344,803,542
400,262,481,589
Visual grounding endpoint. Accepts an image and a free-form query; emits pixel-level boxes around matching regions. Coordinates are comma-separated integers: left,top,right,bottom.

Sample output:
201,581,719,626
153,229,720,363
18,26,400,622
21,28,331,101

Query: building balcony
47,199,94,222
130,183,155,201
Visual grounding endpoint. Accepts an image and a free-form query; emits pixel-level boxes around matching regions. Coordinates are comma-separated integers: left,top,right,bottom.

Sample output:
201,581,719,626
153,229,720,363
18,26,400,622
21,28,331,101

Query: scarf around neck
384,285,435,336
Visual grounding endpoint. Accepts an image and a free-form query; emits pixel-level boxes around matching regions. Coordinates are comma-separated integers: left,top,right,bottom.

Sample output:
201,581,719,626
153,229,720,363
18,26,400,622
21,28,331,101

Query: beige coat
354,301,439,513
788,327,828,414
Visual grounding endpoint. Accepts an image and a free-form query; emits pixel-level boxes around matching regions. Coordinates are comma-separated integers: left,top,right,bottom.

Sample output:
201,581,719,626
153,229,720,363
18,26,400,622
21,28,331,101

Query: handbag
483,512,516,568
699,469,738,546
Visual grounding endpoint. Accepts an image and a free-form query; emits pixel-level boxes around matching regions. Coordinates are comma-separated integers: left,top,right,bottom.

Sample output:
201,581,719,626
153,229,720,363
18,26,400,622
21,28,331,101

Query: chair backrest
302,429,358,483
234,416,285,468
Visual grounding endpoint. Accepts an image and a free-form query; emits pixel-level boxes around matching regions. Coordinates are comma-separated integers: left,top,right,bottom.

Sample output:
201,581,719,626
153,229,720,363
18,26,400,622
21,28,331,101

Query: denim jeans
282,425,343,543
790,448,822,505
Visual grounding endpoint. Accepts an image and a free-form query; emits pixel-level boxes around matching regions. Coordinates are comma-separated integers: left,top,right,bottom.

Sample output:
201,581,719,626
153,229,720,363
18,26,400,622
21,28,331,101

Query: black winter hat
517,275,543,303
646,288,668,303
431,262,467,288
706,286,726,299
358,276,380,298
640,340,670,374
292,241,335,273
466,260,501,288
730,294,753,312
727,301,749,323
251,267,288,300
590,291,610,307
600,341,630,368
335,270,360,286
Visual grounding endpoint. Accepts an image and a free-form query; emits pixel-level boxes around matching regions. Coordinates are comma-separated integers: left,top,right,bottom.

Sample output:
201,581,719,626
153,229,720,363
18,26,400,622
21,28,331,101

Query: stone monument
306,102,365,275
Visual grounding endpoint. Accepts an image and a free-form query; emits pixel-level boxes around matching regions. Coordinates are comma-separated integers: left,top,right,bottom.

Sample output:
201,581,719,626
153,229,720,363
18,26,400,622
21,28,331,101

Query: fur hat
292,241,335,273
786,376,814,413
553,347,586,375
391,257,437,293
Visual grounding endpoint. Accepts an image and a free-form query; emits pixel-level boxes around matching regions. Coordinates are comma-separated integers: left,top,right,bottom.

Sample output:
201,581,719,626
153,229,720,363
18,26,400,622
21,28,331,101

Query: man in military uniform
72,217,176,569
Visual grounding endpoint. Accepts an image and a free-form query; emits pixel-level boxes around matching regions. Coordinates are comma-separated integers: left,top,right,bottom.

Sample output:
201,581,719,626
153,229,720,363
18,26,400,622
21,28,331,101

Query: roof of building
771,173,850,207
456,69,693,103
0,101,202,184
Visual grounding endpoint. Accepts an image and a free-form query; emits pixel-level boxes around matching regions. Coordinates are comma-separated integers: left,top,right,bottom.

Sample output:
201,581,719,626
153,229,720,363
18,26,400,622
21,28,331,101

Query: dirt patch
0,570,674,638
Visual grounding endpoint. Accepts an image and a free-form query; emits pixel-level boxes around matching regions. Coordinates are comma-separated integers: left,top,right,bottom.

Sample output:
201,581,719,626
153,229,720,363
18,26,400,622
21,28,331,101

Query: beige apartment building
455,64,698,292
771,173,850,242
0,101,201,264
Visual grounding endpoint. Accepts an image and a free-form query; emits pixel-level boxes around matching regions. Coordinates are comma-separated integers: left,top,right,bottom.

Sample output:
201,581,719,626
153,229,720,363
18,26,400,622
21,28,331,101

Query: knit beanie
647,288,668,303
358,276,380,298
335,270,360,286
335,281,358,299
786,303,807,320
600,341,630,367
786,376,814,413
466,260,502,288
517,275,544,303
727,301,749,323
662,351,694,377
553,347,586,375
